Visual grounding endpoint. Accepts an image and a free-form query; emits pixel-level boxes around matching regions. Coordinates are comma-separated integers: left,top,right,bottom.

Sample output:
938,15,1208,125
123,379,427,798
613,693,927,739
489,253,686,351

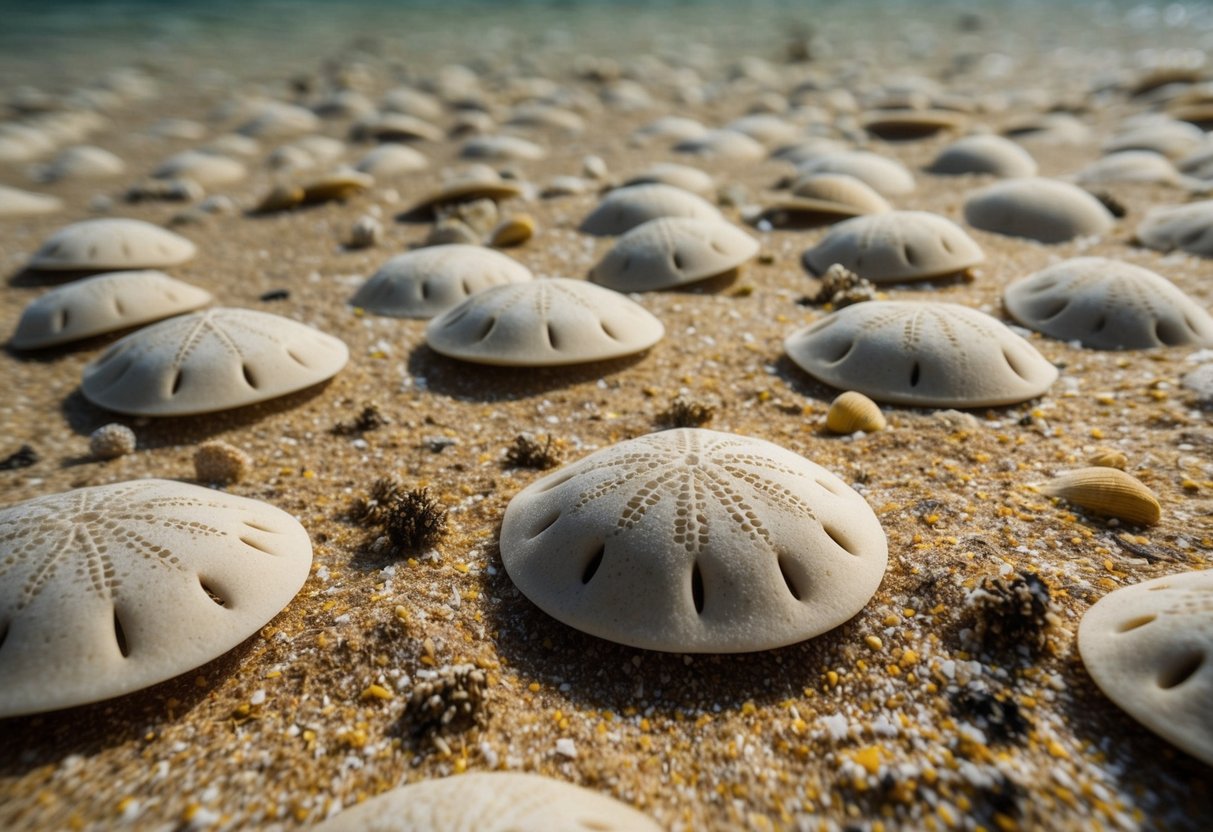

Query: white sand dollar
380,87,444,121
964,178,1115,243
785,301,1058,407
352,112,444,143
351,245,533,319
724,114,802,146
1104,119,1204,159
237,101,319,138
1004,257,1213,350
0,185,62,217
790,173,891,214
354,144,428,178
673,129,766,161
315,773,661,832
426,278,663,366
1137,201,1213,257
0,479,312,717
11,271,213,350
81,308,348,416
802,211,983,283
927,134,1038,178
795,151,916,195
30,219,197,272
590,217,758,292
630,115,708,145
1078,570,1213,765
499,428,888,653
579,184,722,236
459,134,547,162
39,145,125,181
406,167,522,216
1075,151,1178,186
152,150,247,187
624,163,715,196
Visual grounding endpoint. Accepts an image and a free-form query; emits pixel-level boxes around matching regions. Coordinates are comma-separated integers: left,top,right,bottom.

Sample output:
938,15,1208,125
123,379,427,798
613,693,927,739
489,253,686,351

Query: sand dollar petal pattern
784,300,1057,407
425,278,663,366
81,308,348,416
499,428,888,653
1137,201,1213,257
579,183,722,236
314,773,661,832
590,217,759,292
927,134,1038,177
351,245,533,319
1004,257,1213,349
29,218,197,272
1078,570,1213,765
0,479,312,717
11,271,213,350
963,178,1115,243
802,211,983,283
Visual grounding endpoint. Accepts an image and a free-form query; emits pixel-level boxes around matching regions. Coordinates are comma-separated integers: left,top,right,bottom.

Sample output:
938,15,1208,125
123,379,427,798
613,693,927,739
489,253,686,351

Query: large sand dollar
964,178,1114,243
1078,570,1213,765
0,479,312,717
927,134,1038,178
29,219,197,272
1137,201,1213,257
351,245,533,319
579,183,722,236
426,278,663,366
590,217,758,292
499,428,888,653
802,211,983,283
1004,257,1213,350
11,271,213,350
81,308,348,416
785,301,1058,407
315,773,661,832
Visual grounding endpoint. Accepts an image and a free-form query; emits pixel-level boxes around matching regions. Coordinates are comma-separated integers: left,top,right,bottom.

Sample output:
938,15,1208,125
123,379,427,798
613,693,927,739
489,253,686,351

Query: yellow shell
1041,467,1160,525
1087,448,1128,470
826,391,887,434
489,214,535,248
301,170,373,204
254,183,304,213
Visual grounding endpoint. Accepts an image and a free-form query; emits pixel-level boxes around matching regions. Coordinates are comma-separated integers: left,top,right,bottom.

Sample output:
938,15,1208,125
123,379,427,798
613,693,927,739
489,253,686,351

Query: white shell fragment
29,219,197,271
927,134,1038,178
1136,201,1213,257
785,301,1058,407
579,183,722,236
590,217,758,292
426,278,663,366
314,773,662,832
351,245,533,319
11,271,213,350
81,308,349,416
0,479,312,717
802,211,983,283
1004,257,1213,349
964,178,1115,243
499,428,888,652
1078,570,1213,765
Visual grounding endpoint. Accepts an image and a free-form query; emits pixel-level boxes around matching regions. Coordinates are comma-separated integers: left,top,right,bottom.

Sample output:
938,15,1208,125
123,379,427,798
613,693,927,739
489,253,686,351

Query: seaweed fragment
504,434,561,469
657,396,716,429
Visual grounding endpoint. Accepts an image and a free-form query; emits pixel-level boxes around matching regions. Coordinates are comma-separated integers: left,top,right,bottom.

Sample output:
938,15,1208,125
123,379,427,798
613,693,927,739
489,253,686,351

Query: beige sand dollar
1137,201,1213,256
802,211,983,283
38,145,125,181
590,217,758,292
0,479,312,717
81,308,348,416
352,112,444,143
630,115,708,145
499,428,888,652
30,218,197,271
785,301,1058,407
237,101,319,138
406,166,522,216
964,178,1115,243
762,174,892,227
351,245,533,319
1104,118,1204,159
0,185,62,217
354,144,428,177
927,134,1038,178
459,134,547,162
1075,151,1179,186
795,150,916,195
1004,257,1213,349
11,270,213,349
152,150,247,187
314,773,661,832
1078,570,1213,765
380,86,444,121
579,183,722,236
426,278,663,366
673,129,766,161
623,162,715,196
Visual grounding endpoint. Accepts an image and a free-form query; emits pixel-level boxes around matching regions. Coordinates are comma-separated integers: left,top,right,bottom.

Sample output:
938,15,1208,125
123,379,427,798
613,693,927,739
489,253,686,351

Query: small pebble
89,423,136,460
194,441,252,484
348,214,382,249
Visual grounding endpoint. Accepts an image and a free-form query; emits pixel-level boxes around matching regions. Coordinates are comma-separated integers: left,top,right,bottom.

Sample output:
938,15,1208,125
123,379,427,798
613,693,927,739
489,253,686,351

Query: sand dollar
81,308,348,416
354,144,429,177
39,145,125,181
673,129,766,161
380,87,444,121
351,245,533,319
1004,257,1213,349
0,185,62,217
237,101,319,138
0,479,312,717
723,114,802,146
152,150,247,187
459,134,547,161
590,217,758,292
964,178,1115,243
927,134,1038,177
623,163,715,196
11,271,213,350
794,150,916,196
802,211,983,283
315,773,661,832
29,219,197,271
1078,570,1213,765
426,278,663,366
1137,200,1213,256
499,428,888,652
352,112,444,143
406,166,522,217
785,300,1058,407
1104,118,1204,159
579,183,722,236
630,115,708,145
1075,151,1179,186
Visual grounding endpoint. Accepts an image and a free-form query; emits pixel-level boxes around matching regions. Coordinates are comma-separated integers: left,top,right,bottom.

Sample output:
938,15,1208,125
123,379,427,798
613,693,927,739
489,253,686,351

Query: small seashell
488,214,535,248
89,423,136,460
300,169,373,204
425,219,480,247
826,391,887,434
1040,467,1161,525
194,440,252,485
254,183,304,213
582,155,608,180
1087,448,1128,470
348,215,382,249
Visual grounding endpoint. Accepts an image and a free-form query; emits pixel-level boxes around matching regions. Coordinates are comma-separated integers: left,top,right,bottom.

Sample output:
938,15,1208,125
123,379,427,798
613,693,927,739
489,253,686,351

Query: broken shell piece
964,178,1115,243
1088,448,1128,470
826,391,887,434
29,218,197,271
351,245,532,319
579,183,722,236
1041,467,1161,525
802,211,983,283
405,167,522,217
300,169,373,204
927,134,1038,178
194,440,252,484
488,214,535,248
1136,200,1213,256
590,217,758,292
348,215,383,249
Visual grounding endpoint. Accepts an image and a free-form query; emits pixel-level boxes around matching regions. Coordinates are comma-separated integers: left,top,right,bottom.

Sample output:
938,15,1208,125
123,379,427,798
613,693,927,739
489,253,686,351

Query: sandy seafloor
1,0,1213,829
